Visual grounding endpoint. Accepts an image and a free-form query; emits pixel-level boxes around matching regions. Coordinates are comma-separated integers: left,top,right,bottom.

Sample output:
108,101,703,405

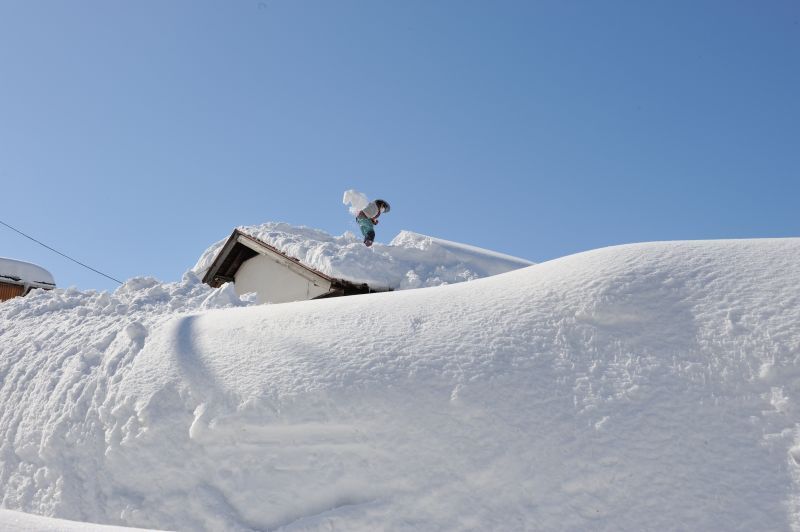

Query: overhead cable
0,219,123,285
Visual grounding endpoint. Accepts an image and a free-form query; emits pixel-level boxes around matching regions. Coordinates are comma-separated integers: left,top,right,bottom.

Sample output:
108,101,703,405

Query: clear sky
1,1,798,292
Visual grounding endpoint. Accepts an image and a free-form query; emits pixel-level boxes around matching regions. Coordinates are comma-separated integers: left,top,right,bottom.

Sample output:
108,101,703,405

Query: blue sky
1,1,798,292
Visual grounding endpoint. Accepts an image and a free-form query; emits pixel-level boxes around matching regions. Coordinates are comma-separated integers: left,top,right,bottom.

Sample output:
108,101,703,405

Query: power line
0,219,123,285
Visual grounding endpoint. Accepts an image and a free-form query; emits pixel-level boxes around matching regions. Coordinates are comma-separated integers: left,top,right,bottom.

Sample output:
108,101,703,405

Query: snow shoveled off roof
0,509,153,531
1,237,799,531
0,257,55,287
193,222,533,290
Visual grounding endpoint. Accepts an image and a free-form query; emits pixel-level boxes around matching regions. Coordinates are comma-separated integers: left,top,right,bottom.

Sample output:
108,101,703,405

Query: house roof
0,258,56,289
201,229,388,299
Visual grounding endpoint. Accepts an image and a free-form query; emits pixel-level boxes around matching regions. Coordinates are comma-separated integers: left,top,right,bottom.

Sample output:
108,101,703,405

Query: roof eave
202,229,336,289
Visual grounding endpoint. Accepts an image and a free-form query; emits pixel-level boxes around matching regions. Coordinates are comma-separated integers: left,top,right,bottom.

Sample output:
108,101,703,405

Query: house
0,258,56,302
201,229,389,304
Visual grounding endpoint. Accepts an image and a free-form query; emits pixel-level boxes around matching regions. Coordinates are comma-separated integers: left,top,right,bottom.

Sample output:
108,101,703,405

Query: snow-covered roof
194,222,534,291
0,257,56,288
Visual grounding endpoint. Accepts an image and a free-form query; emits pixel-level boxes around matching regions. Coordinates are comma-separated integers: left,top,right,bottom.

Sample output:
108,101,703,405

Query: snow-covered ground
0,509,154,531
1,225,799,531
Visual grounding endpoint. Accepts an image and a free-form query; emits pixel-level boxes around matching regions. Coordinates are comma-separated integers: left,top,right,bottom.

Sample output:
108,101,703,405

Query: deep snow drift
1,229,799,531
0,509,153,531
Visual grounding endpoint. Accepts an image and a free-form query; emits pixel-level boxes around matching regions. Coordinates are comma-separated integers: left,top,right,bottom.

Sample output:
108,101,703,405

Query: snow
0,258,56,288
192,222,533,290
0,509,154,531
342,189,369,216
1,228,800,531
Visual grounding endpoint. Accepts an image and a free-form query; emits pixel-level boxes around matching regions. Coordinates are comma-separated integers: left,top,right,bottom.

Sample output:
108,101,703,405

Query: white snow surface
192,222,533,290
0,509,154,531
0,258,55,287
1,232,800,531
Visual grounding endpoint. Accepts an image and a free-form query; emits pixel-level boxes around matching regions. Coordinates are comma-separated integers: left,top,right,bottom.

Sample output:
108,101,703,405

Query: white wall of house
234,254,331,304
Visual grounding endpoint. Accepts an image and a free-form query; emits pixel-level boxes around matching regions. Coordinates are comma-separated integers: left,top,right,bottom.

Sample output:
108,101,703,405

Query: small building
202,229,389,304
0,258,56,302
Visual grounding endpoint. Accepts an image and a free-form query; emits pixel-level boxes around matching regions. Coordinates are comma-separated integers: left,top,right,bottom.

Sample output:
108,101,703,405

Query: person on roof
356,199,391,247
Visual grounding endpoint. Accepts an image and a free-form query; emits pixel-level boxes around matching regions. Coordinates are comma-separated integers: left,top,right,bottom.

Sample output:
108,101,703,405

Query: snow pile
2,237,800,531
192,222,533,289
0,509,153,531
0,277,253,531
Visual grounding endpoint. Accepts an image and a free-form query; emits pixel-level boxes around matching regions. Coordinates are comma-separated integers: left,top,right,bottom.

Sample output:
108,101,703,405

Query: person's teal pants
357,216,375,242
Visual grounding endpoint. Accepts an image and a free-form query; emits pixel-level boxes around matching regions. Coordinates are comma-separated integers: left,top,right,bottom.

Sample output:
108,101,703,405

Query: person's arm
363,201,380,222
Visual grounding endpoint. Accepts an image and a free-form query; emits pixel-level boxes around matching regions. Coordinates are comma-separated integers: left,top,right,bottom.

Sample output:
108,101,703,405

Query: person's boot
364,230,375,247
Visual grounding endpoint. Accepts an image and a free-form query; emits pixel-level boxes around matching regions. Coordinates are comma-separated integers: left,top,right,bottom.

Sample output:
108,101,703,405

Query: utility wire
0,219,123,285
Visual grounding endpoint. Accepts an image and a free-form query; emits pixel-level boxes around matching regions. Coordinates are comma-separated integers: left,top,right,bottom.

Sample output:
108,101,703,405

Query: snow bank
0,509,153,531
2,236,799,531
192,222,533,290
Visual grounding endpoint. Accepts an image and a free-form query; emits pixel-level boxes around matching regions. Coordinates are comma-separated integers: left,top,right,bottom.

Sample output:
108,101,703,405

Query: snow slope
1,234,799,531
0,509,154,531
